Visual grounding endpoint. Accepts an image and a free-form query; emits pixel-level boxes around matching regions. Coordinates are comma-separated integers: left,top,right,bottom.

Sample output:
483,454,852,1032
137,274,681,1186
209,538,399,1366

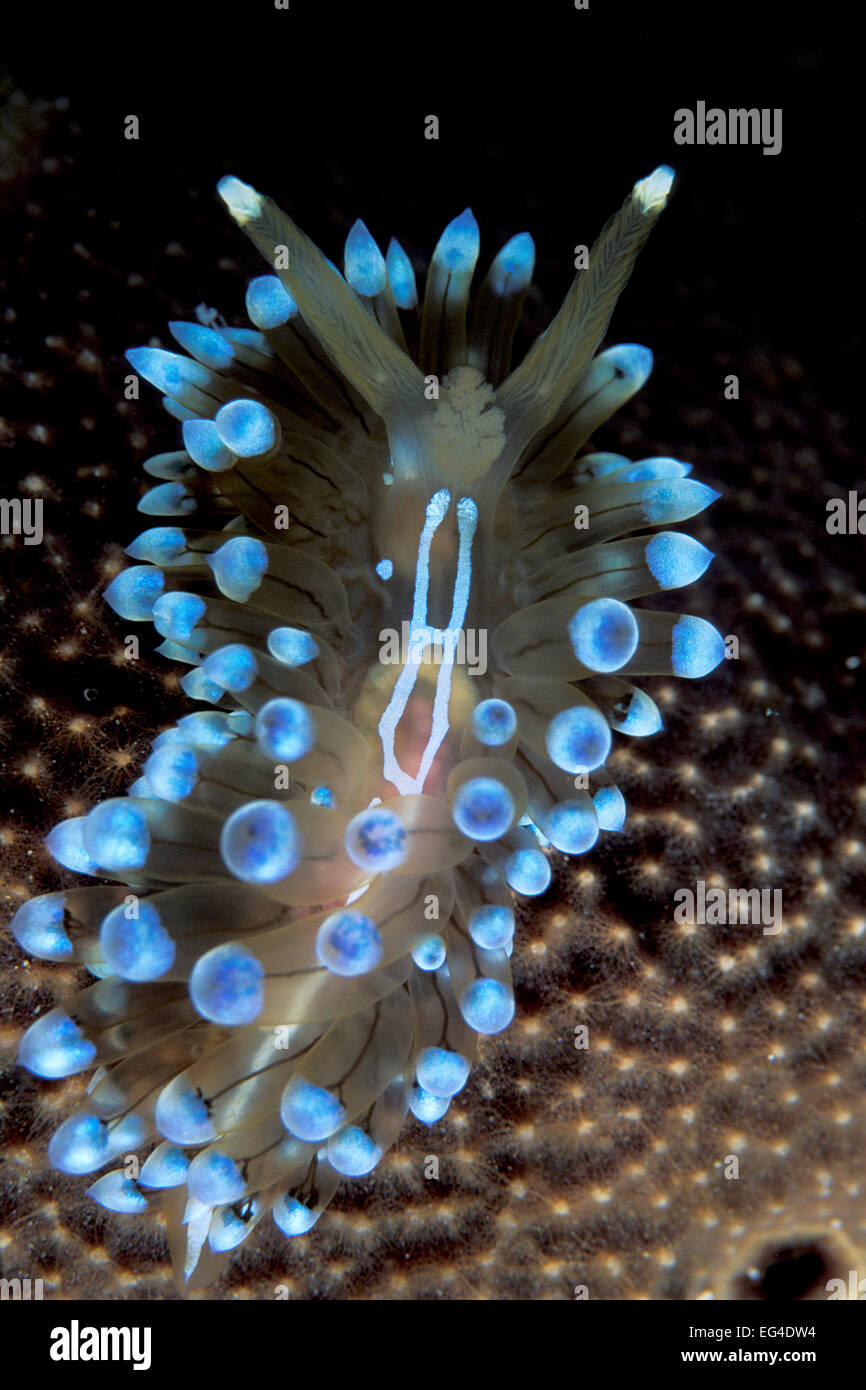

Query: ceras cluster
12,164,725,1285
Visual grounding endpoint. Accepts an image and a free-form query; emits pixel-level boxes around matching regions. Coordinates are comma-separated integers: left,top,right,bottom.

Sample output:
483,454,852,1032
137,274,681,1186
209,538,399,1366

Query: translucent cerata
13,165,724,1287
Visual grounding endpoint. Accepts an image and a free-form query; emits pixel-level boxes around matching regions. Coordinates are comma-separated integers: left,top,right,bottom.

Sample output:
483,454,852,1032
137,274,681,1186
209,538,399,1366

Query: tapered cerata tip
344,220,387,296
217,175,263,224
633,164,676,211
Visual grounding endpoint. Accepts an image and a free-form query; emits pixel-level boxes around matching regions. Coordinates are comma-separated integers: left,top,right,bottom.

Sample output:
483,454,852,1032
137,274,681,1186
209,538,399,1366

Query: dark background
5,1,860,397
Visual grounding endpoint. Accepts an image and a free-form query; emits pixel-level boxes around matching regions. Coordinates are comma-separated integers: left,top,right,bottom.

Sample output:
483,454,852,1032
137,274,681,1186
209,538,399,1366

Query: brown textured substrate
1,88,863,1300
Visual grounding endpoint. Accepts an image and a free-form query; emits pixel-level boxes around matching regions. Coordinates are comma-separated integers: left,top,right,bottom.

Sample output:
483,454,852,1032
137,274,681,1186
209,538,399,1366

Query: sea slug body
12,164,725,1287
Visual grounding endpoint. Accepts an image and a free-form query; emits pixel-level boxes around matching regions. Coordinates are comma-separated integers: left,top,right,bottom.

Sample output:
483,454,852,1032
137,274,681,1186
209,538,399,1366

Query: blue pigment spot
315,911,383,977
104,566,164,620
545,706,612,773
280,1078,346,1143
182,418,236,472
671,615,727,677
612,687,663,736
459,978,515,1035
645,531,713,589
87,1172,149,1215
272,1193,320,1236
327,1126,383,1176
10,895,72,960
504,847,551,896
385,238,418,308
545,800,599,854
471,698,517,746
169,321,235,370
434,208,479,271
201,644,258,692
179,667,225,703
209,1200,261,1252
125,347,212,397
177,711,248,748
18,1012,97,1079
155,1082,216,1146
415,1046,471,1098
139,1144,190,1188
344,220,387,296
126,526,187,564
189,943,265,1025
569,597,639,673
208,536,269,602
245,274,297,328
138,481,197,515
489,232,535,295
45,819,100,875
48,1113,109,1175
593,786,627,831
83,801,150,872
641,479,720,524
187,1150,246,1206
220,800,301,884
255,698,315,762
99,900,176,981
267,627,319,665
344,807,407,872
215,399,279,457
411,934,447,970
467,904,514,950
451,776,514,840
409,1085,451,1124
152,591,206,641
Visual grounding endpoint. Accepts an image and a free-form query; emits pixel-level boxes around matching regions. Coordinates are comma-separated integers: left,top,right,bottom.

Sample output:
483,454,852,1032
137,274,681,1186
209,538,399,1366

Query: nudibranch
12,165,725,1286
